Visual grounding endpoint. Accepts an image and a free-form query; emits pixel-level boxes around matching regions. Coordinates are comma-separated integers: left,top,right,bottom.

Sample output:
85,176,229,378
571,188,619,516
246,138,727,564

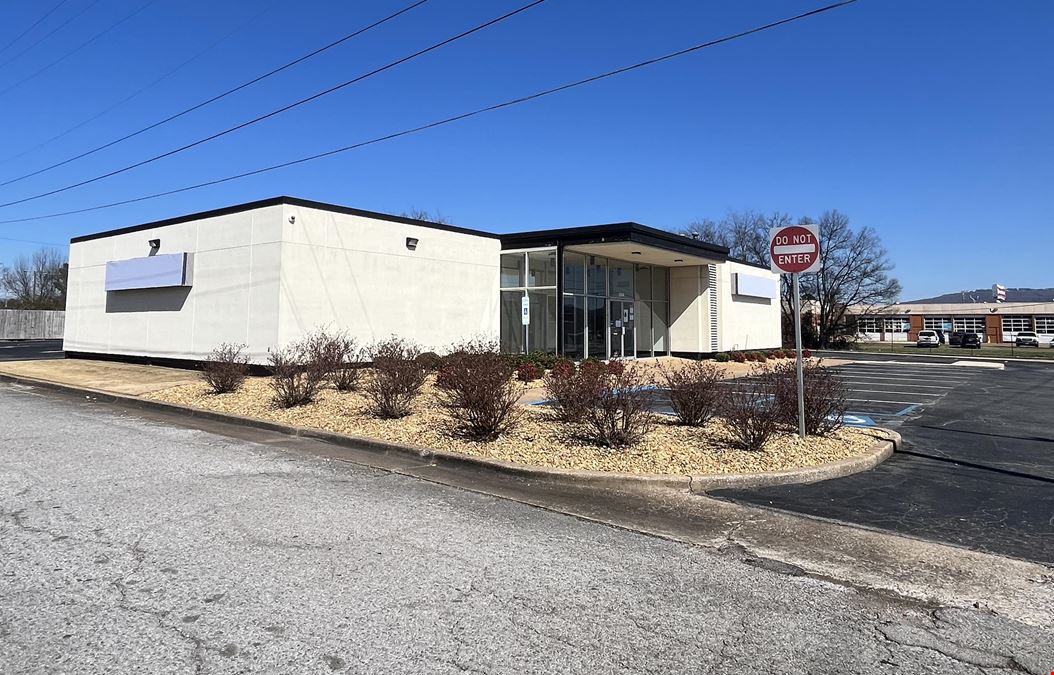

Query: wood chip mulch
144,375,878,476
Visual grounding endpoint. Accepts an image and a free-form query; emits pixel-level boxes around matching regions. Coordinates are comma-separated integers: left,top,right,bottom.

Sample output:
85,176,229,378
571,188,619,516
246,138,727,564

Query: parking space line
846,398,930,405
833,378,956,389
834,367,974,378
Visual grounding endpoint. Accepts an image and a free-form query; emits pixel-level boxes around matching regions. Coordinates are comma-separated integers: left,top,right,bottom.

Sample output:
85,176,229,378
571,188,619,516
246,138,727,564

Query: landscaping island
145,367,878,477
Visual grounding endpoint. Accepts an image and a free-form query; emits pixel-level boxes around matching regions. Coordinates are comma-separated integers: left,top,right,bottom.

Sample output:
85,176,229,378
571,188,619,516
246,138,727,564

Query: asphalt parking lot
0,339,63,362
715,354,1054,565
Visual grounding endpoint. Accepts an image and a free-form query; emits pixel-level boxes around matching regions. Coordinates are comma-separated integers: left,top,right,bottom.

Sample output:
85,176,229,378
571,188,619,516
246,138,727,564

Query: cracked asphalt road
1,385,1052,674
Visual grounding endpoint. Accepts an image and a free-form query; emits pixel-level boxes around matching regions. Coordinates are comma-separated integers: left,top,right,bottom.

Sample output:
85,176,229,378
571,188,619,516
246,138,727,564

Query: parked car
916,329,940,348
934,329,947,344
949,331,964,346
960,332,982,349
1015,331,1040,347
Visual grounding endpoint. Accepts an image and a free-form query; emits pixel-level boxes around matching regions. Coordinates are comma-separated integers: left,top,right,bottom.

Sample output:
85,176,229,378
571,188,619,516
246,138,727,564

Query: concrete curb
0,371,898,494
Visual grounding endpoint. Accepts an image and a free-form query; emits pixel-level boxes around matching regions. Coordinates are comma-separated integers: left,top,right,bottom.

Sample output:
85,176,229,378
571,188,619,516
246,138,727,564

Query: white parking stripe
846,398,929,405
833,370,971,382
833,378,956,389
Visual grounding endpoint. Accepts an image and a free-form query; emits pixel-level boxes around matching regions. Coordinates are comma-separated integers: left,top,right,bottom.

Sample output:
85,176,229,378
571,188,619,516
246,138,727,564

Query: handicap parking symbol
842,414,876,427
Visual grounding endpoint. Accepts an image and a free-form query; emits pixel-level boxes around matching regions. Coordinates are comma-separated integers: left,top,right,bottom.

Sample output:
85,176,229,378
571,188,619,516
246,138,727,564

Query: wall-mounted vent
708,264,718,351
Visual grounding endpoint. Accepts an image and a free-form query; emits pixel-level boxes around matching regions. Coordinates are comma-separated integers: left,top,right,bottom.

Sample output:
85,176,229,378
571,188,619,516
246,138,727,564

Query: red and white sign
770,224,820,274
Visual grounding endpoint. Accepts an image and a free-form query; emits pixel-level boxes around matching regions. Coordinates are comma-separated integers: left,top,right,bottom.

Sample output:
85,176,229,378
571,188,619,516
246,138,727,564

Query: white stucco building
64,197,781,364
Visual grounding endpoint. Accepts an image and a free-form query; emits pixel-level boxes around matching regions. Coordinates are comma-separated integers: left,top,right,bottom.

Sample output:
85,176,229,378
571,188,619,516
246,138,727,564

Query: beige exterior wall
64,203,500,364
717,261,782,351
276,203,500,352
669,265,710,353
64,205,285,363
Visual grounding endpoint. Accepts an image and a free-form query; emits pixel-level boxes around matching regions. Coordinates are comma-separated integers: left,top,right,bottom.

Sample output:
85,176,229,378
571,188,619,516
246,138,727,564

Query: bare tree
683,210,790,266
0,248,68,310
682,210,900,348
400,208,452,225
792,211,901,347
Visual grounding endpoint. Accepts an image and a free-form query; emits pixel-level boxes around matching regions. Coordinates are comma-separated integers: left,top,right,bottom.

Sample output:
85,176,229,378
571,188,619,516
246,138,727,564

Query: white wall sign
521,295,530,325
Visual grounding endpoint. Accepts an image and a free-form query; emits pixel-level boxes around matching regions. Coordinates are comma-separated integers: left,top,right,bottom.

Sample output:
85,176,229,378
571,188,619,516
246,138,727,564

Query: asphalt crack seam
874,621,1034,674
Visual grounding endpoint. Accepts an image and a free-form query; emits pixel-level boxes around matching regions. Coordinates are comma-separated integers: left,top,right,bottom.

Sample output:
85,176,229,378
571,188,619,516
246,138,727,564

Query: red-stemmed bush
516,363,540,382
772,361,847,436
436,338,521,440
718,364,781,451
201,343,250,394
655,360,723,427
268,339,329,408
363,337,427,418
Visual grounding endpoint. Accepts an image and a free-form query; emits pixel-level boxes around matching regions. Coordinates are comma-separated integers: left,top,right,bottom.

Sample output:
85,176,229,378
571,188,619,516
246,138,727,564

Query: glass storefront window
500,254,524,288
528,290,557,354
653,302,668,353
500,290,525,354
562,295,585,359
587,256,607,296
653,267,668,301
587,297,606,359
635,265,652,300
528,251,557,287
563,252,585,295
609,260,633,298
635,300,653,357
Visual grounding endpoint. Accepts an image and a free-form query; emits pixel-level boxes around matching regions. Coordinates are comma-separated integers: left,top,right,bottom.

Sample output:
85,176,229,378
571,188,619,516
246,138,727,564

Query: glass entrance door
608,300,635,359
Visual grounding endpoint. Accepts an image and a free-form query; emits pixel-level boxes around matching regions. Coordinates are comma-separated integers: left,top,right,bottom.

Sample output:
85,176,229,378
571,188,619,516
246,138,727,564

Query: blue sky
0,0,1050,299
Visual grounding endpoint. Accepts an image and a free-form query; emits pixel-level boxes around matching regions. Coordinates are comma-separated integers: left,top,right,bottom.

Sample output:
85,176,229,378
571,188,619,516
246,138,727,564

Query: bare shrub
719,364,781,451
268,340,328,408
772,361,847,435
201,343,249,394
363,337,427,418
583,364,654,447
655,360,722,427
435,338,521,440
298,328,361,391
542,359,601,423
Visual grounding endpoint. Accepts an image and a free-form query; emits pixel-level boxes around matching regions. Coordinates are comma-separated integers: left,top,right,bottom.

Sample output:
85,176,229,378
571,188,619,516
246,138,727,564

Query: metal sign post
792,272,806,439
770,224,822,440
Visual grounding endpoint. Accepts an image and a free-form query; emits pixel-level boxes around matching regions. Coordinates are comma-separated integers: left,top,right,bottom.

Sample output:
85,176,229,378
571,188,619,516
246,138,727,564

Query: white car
916,329,940,347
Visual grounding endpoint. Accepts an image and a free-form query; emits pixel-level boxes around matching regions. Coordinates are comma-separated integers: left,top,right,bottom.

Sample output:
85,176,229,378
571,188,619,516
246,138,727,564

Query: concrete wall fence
0,309,65,340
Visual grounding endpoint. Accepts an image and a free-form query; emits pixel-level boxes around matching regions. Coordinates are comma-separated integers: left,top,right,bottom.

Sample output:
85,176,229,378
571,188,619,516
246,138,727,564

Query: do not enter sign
770,224,820,274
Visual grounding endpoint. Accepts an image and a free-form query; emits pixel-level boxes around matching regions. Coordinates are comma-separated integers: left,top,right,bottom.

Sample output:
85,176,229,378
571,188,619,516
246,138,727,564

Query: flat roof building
846,302,1054,344
64,196,781,364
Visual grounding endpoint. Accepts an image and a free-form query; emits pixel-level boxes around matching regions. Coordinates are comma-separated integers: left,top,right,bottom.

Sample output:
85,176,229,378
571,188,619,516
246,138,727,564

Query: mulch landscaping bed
144,375,877,476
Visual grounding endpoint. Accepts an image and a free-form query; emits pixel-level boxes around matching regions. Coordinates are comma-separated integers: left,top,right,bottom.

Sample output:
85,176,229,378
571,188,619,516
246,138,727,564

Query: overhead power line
0,0,545,208
0,0,102,72
0,0,858,226
0,0,73,58
0,0,431,188
0,0,280,165
0,0,161,96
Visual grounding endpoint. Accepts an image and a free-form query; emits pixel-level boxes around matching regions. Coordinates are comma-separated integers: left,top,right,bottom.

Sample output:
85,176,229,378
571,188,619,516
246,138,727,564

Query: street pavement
0,339,63,362
2,384,1052,674
716,356,1054,564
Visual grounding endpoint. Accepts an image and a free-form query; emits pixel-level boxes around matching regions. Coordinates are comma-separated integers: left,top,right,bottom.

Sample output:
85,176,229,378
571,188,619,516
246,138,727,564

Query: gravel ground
144,376,876,476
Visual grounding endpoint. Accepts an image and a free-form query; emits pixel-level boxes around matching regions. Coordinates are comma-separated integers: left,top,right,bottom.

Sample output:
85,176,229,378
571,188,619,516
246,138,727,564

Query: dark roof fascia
500,222,729,260
69,196,499,244
726,256,774,272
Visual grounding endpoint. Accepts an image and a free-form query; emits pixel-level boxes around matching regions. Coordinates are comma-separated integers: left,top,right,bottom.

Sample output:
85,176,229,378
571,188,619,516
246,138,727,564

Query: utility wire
0,235,64,246
0,0,73,58
0,0,102,72
0,0,431,188
0,0,161,96
0,0,545,208
0,0,857,226
0,0,279,165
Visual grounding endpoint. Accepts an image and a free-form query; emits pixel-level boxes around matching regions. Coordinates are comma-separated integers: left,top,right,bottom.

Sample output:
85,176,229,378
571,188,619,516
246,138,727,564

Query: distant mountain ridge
905,288,1054,304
